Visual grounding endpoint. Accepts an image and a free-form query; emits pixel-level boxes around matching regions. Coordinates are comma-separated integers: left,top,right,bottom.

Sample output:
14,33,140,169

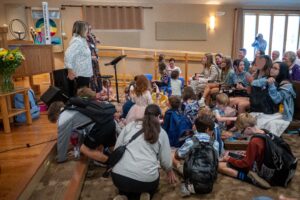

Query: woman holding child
112,104,177,200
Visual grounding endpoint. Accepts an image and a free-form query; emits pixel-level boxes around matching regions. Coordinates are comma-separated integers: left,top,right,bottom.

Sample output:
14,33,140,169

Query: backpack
183,136,218,194
250,85,279,114
251,131,298,187
14,89,40,123
162,110,192,147
64,97,116,125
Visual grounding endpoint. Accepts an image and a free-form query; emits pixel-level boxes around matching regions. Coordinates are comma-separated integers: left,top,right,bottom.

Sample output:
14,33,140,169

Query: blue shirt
177,132,219,158
232,71,251,87
213,107,226,131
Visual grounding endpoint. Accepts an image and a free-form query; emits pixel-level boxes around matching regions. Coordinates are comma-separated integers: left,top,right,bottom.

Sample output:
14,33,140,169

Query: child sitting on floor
174,116,219,196
163,96,192,147
213,93,237,131
182,86,202,124
99,79,115,101
170,70,182,96
198,107,224,156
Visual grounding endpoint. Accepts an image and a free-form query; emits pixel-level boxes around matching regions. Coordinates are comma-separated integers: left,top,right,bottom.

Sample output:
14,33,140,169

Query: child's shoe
180,183,191,197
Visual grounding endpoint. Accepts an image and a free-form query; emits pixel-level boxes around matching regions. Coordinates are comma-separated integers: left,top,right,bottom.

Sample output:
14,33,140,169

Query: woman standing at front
65,21,93,90
112,104,177,200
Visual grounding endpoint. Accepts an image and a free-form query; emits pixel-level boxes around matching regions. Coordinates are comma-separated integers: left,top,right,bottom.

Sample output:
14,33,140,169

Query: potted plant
0,48,24,92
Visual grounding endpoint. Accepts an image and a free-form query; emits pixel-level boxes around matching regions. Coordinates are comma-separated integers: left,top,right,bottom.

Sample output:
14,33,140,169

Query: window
272,16,285,59
286,16,300,52
243,12,300,61
243,15,257,61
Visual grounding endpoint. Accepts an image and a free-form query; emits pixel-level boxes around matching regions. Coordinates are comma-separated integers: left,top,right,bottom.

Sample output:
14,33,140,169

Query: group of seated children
47,50,298,200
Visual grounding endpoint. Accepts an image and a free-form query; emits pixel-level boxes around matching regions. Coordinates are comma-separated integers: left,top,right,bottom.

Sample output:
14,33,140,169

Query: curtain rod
60,5,153,9
241,8,300,12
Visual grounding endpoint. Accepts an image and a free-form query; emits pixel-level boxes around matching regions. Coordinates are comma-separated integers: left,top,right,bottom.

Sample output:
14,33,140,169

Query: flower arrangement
0,48,24,92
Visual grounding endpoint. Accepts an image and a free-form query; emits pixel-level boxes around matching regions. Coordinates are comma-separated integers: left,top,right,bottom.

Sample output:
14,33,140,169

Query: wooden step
63,156,89,200
28,155,89,200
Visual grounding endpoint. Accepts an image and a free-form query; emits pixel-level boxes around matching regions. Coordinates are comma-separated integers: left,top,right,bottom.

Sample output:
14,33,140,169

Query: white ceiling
77,0,300,7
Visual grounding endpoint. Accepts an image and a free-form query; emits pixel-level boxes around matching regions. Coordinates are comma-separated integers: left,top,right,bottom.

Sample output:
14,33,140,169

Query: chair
144,74,153,81
292,81,300,120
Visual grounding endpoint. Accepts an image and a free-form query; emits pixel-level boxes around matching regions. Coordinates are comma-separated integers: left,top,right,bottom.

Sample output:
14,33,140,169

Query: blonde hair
72,21,87,37
216,93,229,106
77,87,96,99
198,107,214,120
235,113,257,130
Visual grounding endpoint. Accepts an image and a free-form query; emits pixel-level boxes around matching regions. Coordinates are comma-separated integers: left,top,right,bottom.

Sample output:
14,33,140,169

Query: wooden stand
0,26,8,48
8,44,55,94
0,87,32,133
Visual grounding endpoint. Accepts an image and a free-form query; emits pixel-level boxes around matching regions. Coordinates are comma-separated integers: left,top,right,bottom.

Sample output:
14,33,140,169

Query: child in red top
218,113,271,189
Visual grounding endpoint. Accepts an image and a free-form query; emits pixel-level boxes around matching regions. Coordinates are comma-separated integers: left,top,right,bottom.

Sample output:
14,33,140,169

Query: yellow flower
7,54,14,61
0,48,8,57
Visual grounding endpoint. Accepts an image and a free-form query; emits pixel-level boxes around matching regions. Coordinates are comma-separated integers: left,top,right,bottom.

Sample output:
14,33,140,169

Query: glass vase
0,72,14,92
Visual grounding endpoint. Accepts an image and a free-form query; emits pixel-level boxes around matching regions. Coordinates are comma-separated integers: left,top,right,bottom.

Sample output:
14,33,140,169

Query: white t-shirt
167,66,182,75
171,79,182,96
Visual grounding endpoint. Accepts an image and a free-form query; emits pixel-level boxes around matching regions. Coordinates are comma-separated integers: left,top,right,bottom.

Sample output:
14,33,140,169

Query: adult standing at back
283,51,300,81
252,33,267,52
65,21,93,90
86,24,102,95
295,49,300,66
167,58,182,75
238,48,250,72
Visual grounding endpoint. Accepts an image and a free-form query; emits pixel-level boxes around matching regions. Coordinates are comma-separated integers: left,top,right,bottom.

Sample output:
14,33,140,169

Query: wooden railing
98,45,208,84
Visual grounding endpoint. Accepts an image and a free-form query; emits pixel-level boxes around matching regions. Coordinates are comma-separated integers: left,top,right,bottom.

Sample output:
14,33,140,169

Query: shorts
83,120,116,149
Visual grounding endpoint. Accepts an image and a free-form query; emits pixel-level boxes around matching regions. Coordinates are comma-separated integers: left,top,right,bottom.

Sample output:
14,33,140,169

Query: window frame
242,10,300,60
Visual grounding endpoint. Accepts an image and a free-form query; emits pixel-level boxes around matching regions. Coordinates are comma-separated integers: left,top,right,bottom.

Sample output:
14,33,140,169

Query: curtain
83,6,143,29
231,8,244,59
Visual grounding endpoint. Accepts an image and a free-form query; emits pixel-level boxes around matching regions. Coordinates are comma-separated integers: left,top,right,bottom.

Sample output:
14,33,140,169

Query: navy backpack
162,109,192,147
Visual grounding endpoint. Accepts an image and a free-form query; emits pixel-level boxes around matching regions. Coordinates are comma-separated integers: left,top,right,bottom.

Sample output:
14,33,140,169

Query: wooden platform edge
63,156,89,200
13,140,57,200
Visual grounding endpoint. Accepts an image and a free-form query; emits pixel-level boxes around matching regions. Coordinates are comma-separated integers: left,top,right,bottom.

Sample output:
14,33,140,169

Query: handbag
250,85,279,114
107,129,143,169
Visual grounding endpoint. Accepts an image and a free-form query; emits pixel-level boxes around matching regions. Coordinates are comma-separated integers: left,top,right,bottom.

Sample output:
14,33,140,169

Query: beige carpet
80,134,300,200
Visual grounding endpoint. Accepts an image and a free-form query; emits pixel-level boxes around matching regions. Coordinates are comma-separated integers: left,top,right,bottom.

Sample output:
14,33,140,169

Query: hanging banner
42,2,51,44
31,7,63,52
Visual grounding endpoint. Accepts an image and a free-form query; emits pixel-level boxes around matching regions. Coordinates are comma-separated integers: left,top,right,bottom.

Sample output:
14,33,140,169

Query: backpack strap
126,129,144,146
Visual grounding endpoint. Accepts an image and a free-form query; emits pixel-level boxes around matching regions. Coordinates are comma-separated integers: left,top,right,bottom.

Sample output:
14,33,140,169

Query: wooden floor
0,113,57,200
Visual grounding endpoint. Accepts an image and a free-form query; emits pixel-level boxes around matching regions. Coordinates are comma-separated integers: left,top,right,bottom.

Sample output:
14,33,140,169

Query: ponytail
142,104,161,144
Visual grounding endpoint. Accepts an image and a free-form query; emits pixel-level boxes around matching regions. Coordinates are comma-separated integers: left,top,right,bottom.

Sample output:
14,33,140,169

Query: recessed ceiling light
206,1,221,5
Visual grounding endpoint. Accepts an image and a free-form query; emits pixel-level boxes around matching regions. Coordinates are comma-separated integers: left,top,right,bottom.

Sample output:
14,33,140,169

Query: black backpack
250,85,279,114
64,97,116,125
251,131,298,187
183,136,218,194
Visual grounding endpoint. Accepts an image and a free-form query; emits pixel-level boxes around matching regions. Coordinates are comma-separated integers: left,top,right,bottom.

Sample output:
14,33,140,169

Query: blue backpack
14,89,40,123
162,109,192,147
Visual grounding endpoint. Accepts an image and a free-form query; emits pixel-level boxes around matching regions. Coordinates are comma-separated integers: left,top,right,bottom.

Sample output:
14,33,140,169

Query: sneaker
140,192,150,200
247,171,271,189
180,183,191,197
113,195,128,200
93,160,107,168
